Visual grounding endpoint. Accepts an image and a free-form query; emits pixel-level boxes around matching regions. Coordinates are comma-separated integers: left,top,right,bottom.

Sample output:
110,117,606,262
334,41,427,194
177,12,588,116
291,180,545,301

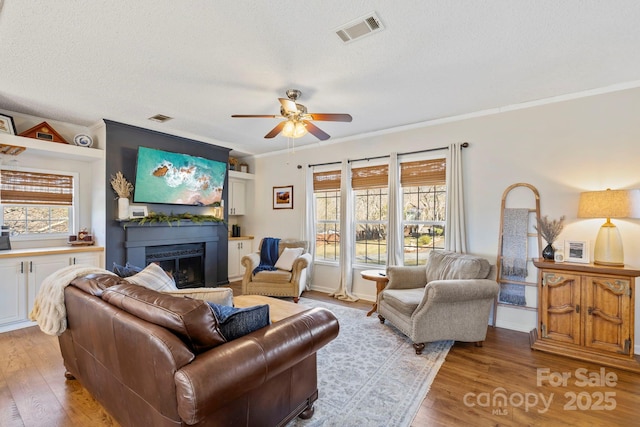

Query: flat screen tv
133,146,226,206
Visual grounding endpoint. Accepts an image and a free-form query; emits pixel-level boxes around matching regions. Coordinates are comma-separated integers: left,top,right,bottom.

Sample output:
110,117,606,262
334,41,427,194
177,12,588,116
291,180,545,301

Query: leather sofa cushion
425,250,491,283
102,283,226,353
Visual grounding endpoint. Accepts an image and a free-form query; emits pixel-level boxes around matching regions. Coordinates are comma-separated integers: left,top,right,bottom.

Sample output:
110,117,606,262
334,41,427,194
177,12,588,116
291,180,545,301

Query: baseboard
0,320,37,334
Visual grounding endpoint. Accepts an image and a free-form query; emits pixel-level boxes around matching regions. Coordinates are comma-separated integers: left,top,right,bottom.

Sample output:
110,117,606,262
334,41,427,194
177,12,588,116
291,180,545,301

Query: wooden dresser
530,259,640,372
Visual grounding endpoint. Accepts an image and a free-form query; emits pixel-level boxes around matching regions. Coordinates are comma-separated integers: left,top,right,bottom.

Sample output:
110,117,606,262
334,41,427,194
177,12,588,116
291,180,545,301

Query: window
314,170,340,261
352,164,388,265
0,169,75,238
400,158,446,265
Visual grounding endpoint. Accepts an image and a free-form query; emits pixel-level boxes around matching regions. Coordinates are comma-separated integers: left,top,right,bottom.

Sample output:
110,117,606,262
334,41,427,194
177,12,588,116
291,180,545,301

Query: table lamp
577,188,640,266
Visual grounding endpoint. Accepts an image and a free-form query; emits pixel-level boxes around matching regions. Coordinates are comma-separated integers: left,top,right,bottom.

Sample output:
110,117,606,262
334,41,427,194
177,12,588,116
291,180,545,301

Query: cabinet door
229,179,246,215
540,271,581,345
583,275,632,355
27,255,70,311
69,252,102,267
228,241,241,278
0,259,27,326
228,240,252,280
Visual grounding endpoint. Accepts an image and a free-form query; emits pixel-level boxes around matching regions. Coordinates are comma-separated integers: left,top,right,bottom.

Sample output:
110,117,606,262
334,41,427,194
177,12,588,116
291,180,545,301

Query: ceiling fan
231,89,352,141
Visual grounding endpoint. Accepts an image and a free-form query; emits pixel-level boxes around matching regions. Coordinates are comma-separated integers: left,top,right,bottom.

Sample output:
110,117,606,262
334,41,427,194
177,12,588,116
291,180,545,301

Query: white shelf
0,133,103,162
228,170,254,180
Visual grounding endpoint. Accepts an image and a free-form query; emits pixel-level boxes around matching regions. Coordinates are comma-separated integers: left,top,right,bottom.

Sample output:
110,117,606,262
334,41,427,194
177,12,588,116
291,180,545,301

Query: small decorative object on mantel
18,121,69,144
535,215,565,260
110,171,134,220
239,163,249,173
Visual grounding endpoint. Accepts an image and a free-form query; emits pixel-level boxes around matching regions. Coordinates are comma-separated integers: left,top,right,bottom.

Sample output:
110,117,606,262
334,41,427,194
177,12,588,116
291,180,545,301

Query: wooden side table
361,269,389,316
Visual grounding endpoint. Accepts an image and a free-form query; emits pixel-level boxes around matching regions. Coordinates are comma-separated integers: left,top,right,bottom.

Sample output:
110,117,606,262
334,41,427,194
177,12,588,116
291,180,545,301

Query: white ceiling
2,1,640,156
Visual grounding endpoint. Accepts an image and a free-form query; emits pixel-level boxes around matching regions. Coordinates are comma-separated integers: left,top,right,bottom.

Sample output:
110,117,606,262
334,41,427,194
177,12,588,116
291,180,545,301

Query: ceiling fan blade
304,121,330,141
264,121,286,138
308,113,353,122
279,98,298,114
231,114,280,118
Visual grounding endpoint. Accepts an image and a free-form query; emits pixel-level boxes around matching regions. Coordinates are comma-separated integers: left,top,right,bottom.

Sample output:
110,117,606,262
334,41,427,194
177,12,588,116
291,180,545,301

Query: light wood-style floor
1,287,638,426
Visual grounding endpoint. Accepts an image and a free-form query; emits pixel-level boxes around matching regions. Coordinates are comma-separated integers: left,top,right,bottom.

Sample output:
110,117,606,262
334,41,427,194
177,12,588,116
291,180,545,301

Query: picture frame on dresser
0,114,17,135
564,240,589,263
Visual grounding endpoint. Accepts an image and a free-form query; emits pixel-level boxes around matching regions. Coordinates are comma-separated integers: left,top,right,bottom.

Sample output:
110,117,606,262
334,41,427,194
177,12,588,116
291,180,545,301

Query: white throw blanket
29,264,116,336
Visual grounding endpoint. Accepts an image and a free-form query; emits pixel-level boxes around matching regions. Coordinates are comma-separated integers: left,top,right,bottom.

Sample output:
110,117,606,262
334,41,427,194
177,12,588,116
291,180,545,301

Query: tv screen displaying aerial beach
133,146,226,206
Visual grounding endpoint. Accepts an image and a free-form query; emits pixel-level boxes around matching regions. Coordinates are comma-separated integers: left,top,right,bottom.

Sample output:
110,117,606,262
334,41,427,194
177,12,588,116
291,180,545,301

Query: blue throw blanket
253,237,280,275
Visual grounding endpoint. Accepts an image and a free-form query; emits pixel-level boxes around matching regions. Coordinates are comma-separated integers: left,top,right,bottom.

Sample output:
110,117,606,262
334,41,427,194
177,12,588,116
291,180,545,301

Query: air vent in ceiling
335,12,384,44
148,114,173,123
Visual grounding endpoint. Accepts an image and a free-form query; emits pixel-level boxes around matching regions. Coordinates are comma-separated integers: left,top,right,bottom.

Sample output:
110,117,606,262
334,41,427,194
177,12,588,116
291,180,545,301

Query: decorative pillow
103,283,226,353
207,302,270,341
112,262,143,278
274,247,304,271
124,262,178,291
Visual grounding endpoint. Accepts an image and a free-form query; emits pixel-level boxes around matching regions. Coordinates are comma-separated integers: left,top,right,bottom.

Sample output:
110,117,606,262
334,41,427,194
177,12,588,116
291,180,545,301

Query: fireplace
146,243,205,288
124,222,220,288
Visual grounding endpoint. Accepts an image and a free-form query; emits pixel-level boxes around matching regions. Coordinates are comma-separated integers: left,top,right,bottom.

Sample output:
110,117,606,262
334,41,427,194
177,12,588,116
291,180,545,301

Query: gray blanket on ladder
500,208,529,306
501,208,529,279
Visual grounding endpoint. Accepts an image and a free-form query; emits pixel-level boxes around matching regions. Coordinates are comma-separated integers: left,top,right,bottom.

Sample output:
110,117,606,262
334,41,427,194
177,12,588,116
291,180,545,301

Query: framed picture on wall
565,240,590,263
273,185,293,209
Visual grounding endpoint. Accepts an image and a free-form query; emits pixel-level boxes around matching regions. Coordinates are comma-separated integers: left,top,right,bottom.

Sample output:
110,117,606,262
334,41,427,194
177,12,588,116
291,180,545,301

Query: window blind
351,164,388,189
0,170,74,205
400,158,446,186
313,170,341,191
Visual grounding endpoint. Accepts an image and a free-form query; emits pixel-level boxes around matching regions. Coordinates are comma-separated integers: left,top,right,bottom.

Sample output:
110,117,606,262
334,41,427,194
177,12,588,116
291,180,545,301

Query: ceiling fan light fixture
282,120,307,138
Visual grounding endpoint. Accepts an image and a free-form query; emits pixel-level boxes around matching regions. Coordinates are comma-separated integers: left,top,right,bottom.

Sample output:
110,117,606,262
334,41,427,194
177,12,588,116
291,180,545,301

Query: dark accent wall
104,120,230,286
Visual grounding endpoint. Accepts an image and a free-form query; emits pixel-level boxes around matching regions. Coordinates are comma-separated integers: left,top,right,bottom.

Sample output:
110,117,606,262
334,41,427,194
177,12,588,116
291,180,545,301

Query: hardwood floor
1,287,638,426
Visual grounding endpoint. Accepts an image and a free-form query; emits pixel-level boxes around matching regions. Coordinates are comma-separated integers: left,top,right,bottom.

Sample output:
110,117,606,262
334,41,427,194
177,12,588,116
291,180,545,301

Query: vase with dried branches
110,172,134,220
535,215,565,260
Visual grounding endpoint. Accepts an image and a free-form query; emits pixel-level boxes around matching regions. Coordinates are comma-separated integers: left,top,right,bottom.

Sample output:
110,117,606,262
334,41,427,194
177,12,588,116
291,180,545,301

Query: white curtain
330,160,358,301
386,152,403,266
302,165,316,289
444,142,468,253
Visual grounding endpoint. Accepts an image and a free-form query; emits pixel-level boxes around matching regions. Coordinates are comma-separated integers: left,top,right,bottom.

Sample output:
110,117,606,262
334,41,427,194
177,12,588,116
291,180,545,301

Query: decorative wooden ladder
493,183,542,327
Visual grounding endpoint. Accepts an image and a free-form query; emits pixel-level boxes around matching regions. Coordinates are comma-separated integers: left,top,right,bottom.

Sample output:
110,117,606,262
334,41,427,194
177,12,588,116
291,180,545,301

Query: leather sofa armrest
386,265,427,290
424,279,499,303
174,307,339,425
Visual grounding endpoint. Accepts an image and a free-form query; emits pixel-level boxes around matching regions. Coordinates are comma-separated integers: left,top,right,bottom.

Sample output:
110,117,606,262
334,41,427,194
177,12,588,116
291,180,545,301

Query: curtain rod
308,142,469,168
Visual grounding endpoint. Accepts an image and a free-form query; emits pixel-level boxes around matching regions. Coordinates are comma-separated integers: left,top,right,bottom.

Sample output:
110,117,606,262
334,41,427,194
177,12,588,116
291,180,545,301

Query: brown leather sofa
58,274,339,427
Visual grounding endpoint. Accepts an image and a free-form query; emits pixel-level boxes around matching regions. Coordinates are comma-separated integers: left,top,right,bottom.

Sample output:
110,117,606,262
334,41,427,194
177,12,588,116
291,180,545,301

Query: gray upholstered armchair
241,240,311,303
378,250,499,354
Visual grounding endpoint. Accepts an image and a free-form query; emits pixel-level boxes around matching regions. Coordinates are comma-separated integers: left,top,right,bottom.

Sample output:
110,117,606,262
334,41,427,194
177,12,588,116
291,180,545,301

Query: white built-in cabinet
0,246,103,332
228,179,246,215
228,237,253,281
228,170,254,216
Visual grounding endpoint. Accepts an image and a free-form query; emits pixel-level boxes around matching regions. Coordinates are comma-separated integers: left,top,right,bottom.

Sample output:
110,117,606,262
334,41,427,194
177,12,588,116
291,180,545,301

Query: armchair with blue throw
241,238,311,303
378,250,499,354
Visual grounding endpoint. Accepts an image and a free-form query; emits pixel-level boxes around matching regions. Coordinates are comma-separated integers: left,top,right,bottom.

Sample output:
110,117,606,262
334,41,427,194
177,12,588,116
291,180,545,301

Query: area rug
287,298,452,427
